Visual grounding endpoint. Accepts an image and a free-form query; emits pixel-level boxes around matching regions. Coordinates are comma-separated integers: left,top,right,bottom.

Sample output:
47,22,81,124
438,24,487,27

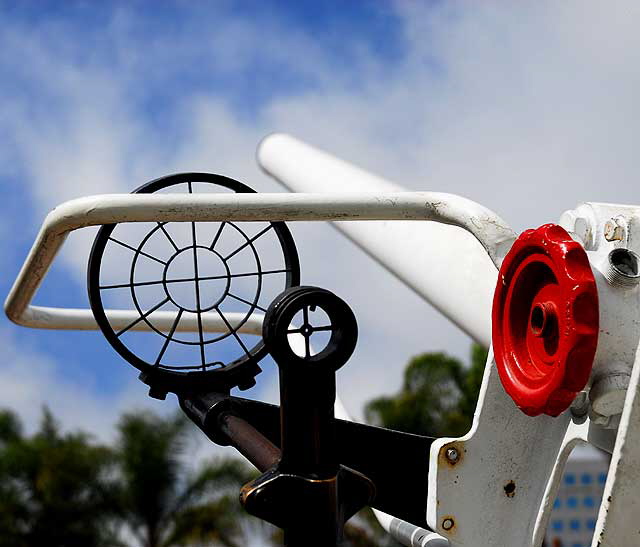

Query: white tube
17,306,263,334
258,133,510,346
6,191,514,337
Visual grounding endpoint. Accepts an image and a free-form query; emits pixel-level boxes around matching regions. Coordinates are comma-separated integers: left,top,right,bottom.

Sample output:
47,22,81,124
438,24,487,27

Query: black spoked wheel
88,172,300,396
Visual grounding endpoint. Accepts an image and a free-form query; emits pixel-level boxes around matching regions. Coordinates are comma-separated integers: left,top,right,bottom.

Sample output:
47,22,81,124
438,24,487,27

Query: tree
347,345,488,546
112,410,255,547
365,344,488,439
0,408,119,547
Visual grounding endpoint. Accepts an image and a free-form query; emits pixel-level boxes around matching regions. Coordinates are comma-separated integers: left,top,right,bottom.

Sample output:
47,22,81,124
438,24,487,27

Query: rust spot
439,442,465,468
504,480,516,498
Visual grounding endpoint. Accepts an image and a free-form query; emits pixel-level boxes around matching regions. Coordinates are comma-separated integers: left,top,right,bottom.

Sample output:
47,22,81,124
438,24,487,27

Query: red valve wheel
492,224,599,417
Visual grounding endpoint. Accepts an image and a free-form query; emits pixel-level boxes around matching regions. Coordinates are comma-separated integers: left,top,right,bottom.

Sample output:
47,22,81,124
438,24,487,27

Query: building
545,446,609,547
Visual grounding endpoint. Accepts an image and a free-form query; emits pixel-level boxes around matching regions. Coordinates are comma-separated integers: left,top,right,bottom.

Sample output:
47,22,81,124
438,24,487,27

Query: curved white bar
258,133,510,346
5,191,514,334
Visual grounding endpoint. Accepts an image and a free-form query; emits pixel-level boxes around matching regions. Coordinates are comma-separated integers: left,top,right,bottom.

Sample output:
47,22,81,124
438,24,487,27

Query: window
570,519,580,531
552,520,564,532
553,498,561,509
567,497,578,509
583,496,595,508
565,473,577,485
587,518,596,530
581,473,592,485
598,472,607,484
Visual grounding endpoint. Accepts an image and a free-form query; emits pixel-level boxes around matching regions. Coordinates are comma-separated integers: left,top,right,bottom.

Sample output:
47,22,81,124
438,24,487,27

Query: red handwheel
492,224,599,417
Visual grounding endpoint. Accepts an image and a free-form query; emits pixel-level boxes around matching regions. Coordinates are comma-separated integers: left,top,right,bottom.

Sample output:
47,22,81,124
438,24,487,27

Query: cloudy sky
1,1,640,444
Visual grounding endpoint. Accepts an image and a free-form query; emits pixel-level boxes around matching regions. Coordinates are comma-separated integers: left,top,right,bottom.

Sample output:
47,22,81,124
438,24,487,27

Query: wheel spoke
101,278,165,290
190,221,206,368
304,333,311,359
224,225,273,260
217,307,251,358
311,325,333,332
209,222,226,250
157,222,179,251
109,237,167,265
227,268,289,279
227,292,267,312
155,309,183,365
116,297,170,336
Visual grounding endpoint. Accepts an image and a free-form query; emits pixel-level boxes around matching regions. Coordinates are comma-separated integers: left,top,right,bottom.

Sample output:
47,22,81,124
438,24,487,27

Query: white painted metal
423,203,640,547
560,203,640,424
258,133,506,347
427,349,589,547
5,191,514,336
557,202,640,545
13,306,263,334
591,341,640,545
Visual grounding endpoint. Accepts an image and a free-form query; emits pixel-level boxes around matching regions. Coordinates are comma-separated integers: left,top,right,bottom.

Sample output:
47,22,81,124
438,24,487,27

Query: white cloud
0,327,160,439
4,0,640,425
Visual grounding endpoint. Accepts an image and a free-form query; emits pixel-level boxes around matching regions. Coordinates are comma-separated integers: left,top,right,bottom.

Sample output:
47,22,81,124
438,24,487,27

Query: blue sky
0,0,416,435
2,1,640,439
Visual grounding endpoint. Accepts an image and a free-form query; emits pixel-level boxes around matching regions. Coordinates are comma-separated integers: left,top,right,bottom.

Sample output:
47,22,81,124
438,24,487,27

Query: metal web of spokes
98,182,291,371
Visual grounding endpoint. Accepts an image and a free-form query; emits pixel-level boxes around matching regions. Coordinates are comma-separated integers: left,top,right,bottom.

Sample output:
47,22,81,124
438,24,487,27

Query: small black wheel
88,172,300,396
263,286,358,372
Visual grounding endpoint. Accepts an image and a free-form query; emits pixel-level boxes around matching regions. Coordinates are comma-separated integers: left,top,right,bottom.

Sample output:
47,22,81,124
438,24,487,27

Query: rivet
442,518,455,531
445,447,459,463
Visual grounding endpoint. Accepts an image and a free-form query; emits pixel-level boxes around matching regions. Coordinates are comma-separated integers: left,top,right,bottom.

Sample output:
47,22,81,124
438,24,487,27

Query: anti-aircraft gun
6,134,639,546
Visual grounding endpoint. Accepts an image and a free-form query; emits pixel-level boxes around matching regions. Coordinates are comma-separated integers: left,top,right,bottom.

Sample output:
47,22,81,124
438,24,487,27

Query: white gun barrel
257,133,502,346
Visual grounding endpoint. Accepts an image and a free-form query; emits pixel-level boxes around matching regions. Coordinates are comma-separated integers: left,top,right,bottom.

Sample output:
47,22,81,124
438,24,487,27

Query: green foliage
0,408,257,547
112,410,254,547
0,408,119,547
365,344,488,438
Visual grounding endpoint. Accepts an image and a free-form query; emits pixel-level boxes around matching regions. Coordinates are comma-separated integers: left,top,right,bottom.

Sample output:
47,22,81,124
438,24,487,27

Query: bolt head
604,219,624,242
442,518,455,531
445,447,459,463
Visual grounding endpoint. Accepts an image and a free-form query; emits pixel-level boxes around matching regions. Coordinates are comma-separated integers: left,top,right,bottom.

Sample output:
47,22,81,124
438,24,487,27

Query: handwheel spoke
227,292,267,312
311,325,333,332
155,309,183,365
190,220,206,368
116,297,170,336
224,225,273,260
217,307,251,358
227,268,290,279
157,222,179,251
209,222,226,250
109,237,167,265
101,279,165,290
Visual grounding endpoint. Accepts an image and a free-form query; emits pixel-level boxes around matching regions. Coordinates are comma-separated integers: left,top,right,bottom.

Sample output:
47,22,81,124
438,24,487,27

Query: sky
1,0,640,450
